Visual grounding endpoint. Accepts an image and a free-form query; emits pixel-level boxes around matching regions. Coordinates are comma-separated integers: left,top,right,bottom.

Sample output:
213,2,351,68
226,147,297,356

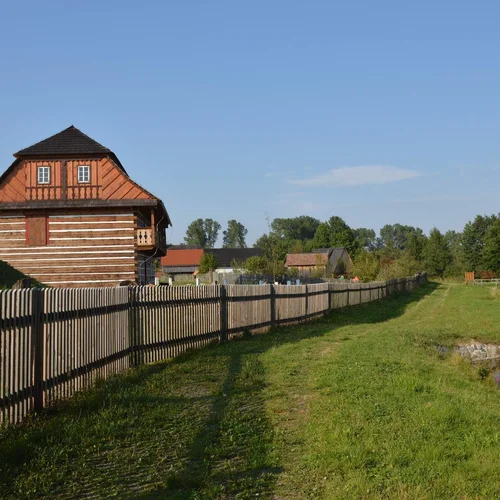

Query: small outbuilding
285,247,352,277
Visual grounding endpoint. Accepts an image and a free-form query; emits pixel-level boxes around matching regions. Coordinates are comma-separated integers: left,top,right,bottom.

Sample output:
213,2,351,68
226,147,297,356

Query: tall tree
184,218,221,248
204,219,221,248
462,215,497,272
406,232,427,262
481,219,500,273
353,228,377,250
380,224,423,250
311,222,332,248
422,228,452,277
183,218,207,247
311,216,358,256
222,220,248,248
254,233,289,262
328,216,359,255
270,216,321,241
444,230,466,276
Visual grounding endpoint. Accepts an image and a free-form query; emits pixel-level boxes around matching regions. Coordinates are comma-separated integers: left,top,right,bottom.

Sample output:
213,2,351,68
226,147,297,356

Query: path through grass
1,282,500,498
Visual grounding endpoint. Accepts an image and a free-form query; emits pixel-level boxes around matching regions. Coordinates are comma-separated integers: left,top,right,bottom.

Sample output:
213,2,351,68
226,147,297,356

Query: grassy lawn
2,282,500,498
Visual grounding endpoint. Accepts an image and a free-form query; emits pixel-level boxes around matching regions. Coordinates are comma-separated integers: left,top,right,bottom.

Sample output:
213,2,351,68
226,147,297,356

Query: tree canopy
379,224,423,250
184,218,221,248
353,228,377,250
481,219,500,273
222,220,248,248
421,228,451,277
311,216,359,256
270,216,321,241
462,215,497,272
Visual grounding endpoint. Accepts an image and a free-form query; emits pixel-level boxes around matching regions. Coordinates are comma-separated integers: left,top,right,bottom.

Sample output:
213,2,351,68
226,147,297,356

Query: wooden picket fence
0,273,427,426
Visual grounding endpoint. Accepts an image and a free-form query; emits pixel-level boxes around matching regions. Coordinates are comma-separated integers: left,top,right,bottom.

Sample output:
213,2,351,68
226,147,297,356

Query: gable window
37,166,50,184
78,165,90,183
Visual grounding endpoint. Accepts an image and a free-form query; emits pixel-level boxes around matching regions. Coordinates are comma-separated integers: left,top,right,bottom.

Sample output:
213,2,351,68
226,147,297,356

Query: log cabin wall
0,210,138,287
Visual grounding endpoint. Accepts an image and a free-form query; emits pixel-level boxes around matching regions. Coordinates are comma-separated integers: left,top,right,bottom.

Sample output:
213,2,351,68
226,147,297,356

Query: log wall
0,212,137,286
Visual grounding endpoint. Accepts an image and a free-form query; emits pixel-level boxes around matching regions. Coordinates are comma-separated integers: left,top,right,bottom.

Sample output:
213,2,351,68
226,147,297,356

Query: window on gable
37,166,50,184
78,165,90,183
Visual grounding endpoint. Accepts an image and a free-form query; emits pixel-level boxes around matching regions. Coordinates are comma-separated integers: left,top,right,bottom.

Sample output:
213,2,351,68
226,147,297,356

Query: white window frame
37,166,50,184
77,165,90,183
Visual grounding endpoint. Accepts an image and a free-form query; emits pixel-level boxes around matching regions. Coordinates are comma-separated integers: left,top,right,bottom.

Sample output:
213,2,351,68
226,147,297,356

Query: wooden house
0,126,171,287
285,247,353,277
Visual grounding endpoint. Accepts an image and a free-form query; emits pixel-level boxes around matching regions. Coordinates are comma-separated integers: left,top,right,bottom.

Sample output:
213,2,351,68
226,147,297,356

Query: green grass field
2,282,500,499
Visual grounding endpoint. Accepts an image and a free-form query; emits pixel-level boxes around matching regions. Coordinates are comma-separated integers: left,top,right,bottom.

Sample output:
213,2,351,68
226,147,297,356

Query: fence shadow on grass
0,282,439,499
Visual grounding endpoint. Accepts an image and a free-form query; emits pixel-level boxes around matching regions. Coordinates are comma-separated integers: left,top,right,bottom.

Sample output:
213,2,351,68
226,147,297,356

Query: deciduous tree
353,228,377,250
223,220,248,248
421,228,451,277
462,215,497,272
270,216,321,241
184,218,221,248
481,219,500,274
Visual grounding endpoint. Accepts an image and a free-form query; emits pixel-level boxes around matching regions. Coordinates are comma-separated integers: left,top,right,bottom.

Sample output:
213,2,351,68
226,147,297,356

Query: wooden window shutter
26,216,48,246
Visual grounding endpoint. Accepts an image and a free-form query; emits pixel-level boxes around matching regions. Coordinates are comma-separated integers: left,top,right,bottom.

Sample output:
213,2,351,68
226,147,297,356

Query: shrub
378,253,420,280
352,250,380,282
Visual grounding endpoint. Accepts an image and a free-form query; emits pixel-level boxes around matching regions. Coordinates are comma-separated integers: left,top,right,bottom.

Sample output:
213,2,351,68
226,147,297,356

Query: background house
209,248,264,273
160,247,265,283
285,247,352,277
160,246,204,279
0,126,171,286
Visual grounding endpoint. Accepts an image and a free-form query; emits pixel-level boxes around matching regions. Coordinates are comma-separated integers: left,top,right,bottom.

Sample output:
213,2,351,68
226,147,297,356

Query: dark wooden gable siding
0,156,156,203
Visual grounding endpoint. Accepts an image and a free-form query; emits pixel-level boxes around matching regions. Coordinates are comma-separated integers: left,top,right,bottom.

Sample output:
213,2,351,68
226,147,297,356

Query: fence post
305,284,309,318
32,288,45,413
328,283,332,310
220,285,228,342
270,285,276,329
128,287,138,367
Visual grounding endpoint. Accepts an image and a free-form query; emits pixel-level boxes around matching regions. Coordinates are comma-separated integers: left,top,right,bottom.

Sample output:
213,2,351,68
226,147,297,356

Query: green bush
352,250,380,282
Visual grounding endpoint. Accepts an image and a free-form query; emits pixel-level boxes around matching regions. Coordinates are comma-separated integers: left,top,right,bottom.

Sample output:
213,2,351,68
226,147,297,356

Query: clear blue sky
1,1,499,245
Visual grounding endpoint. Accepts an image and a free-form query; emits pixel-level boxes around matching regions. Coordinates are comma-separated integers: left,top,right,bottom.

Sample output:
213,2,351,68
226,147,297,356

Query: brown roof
285,253,328,267
161,248,204,267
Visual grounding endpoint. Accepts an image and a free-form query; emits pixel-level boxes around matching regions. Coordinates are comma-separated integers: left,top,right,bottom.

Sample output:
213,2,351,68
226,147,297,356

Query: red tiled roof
161,248,204,267
285,253,328,267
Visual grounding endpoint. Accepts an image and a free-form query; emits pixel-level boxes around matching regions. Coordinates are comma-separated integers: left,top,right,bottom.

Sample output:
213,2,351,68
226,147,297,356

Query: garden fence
0,273,427,426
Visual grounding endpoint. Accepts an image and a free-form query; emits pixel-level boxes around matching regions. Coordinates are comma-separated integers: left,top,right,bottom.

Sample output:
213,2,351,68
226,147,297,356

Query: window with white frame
37,166,50,184
77,165,90,183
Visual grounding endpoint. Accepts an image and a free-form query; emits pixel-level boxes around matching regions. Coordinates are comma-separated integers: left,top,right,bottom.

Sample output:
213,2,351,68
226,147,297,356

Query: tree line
181,213,500,280
183,218,248,248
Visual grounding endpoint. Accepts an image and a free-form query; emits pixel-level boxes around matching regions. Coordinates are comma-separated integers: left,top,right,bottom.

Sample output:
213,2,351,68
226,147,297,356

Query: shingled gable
13,125,127,174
